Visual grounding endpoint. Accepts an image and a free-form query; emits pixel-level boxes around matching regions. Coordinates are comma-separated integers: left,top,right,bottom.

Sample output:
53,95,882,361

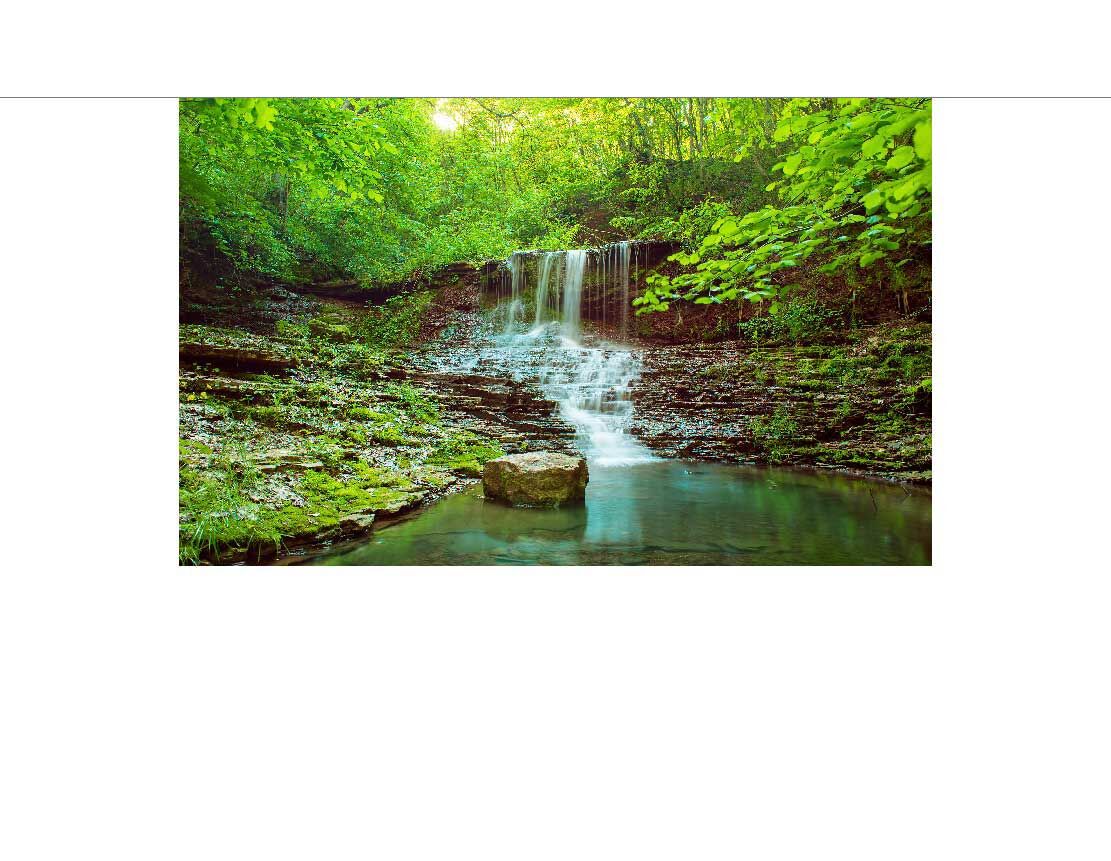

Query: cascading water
559,250,587,341
527,247,650,464
442,246,655,467
594,241,632,341
617,241,631,340
503,251,527,335
533,251,561,329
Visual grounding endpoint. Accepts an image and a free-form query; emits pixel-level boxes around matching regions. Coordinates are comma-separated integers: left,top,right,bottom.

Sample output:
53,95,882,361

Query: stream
315,461,931,565
313,245,931,566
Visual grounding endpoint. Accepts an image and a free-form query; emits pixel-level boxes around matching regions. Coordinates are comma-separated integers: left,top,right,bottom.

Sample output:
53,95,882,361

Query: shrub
353,291,434,349
750,406,800,462
737,298,840,346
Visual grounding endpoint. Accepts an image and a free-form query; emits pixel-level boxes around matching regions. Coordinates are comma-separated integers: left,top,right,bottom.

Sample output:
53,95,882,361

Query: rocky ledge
628,322,932,483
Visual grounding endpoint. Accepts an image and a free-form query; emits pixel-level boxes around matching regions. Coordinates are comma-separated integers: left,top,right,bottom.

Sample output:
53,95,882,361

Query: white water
502,251,527,335
534,329,653,466
560,250,587,341
519,248,652,466
451,246,655,466
533,251,560,328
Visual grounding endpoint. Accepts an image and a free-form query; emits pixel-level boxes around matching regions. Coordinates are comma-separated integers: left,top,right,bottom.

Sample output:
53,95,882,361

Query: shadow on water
313,460,931,566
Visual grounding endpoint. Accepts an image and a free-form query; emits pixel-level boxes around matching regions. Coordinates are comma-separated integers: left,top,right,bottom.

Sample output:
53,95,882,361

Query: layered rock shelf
628,327,931,482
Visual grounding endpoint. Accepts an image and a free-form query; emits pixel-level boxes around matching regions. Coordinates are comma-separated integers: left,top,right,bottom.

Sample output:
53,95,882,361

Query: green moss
427,432,505,476
370,422,409,446
179,438,213,458
308,318,354,342
305,435,348,466
289,469,414,525
347,405,391,422
275,319,310,339
231,466,417,548
383,381,440,424
343,425,368,446
179,462,281,564
351,461,413,488
750,406,801,463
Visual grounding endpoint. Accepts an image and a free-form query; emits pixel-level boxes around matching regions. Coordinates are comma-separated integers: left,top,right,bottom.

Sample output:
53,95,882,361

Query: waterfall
434,246,656,466
616,240,631,340
534,251,561,328
503,251,527,335
560,250,587,341
542,340,652,466
594,241,633,340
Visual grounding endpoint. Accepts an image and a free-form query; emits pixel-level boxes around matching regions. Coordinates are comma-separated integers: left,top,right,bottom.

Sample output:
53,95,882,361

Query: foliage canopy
180,96,931,309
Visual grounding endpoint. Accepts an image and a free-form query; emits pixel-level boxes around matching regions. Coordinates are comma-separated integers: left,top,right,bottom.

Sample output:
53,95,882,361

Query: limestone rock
482,452,588,507
338,511,376,535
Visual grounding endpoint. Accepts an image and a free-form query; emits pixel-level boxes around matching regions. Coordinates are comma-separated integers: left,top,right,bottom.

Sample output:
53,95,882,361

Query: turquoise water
311,460,931,566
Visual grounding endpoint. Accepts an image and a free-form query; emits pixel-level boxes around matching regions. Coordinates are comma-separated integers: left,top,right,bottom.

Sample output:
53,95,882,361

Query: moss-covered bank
179,277,508,564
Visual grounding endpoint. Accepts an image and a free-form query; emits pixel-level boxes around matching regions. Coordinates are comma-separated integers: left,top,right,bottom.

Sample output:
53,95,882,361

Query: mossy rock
308,318,353,342
482,452,588,507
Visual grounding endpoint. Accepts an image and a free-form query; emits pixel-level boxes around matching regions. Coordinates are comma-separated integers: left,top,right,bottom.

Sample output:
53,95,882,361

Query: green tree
634,98,931,315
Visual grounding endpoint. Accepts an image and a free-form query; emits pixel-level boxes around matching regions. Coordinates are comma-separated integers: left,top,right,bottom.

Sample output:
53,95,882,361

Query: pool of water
310,460,931,566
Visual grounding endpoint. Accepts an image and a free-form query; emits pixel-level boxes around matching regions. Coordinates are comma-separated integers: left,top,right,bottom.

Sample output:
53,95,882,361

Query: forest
179,97,932,565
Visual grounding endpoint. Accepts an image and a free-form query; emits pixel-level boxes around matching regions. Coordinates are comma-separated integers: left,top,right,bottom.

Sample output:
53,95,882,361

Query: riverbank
179,259,931,564
178,267,574,564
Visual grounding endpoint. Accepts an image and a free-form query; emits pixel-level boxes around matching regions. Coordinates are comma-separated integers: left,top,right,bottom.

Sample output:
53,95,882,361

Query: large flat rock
482,451,588,507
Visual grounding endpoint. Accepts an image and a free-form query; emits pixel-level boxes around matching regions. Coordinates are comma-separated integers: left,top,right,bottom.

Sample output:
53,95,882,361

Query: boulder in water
482,452,588,507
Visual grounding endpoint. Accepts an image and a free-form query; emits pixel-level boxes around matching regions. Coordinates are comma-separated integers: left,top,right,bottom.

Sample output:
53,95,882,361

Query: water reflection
313,461,931,566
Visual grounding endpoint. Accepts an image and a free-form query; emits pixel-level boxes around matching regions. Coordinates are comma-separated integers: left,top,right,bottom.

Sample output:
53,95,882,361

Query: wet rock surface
405,370,577,452
179,326,300,373
482,452,589,507
628,324,932,482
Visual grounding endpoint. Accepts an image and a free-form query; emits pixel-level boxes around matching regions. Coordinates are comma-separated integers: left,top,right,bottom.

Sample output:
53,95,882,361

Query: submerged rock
482,452,588,507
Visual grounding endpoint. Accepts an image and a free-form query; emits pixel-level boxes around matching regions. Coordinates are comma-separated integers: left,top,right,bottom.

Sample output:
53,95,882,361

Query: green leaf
887,146,916,170
253,102,277,130
782,154,803,176
863,189,884,211
861,134,887,158
914,121,932,160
